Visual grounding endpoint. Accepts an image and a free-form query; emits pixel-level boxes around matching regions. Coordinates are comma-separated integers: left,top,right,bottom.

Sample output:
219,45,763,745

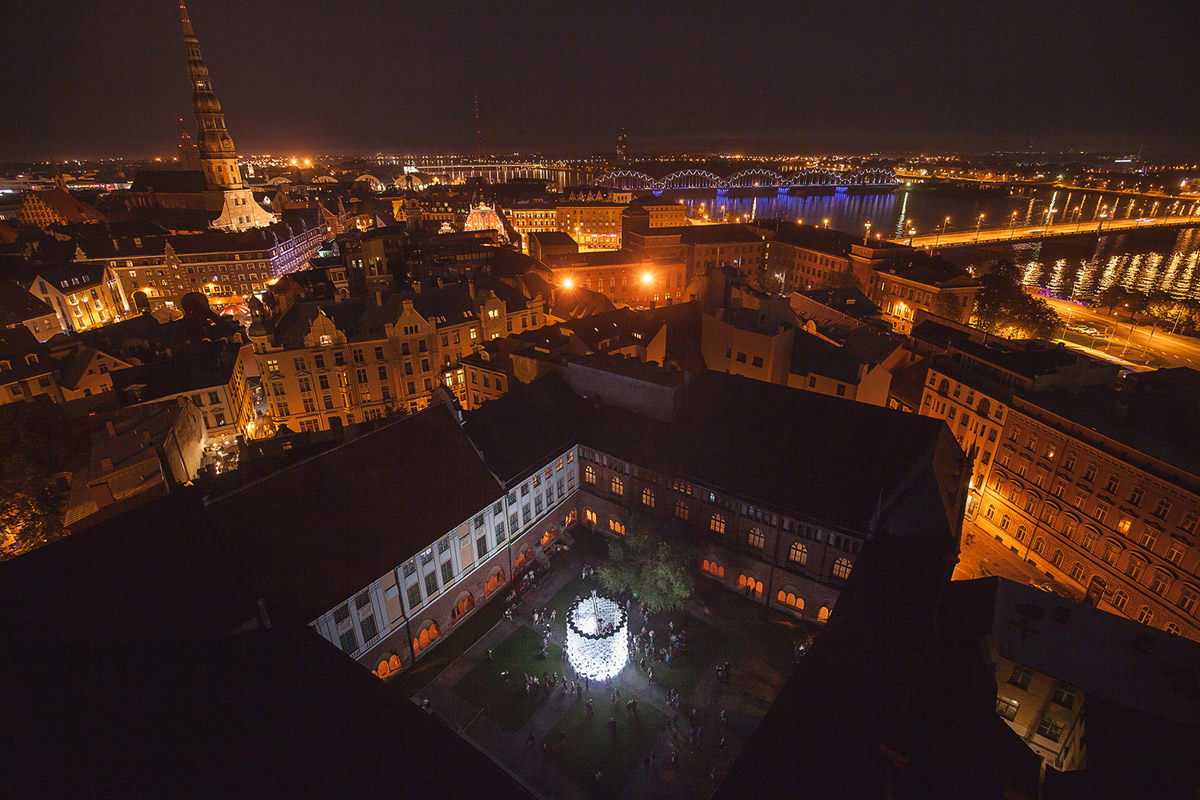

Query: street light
864,221,872,245
934,216,951,246
974,213,985,243
1009,210,1019,240
823,218,829,229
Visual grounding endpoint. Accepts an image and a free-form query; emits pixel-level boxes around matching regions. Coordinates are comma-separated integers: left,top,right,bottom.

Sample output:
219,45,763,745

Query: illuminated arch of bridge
596,167,898,190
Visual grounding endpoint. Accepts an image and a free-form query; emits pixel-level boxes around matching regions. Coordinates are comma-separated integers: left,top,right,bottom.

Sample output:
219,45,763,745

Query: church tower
179,1,274,231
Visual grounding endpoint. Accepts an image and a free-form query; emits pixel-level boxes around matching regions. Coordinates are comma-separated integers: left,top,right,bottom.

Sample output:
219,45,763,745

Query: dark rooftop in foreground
464,370,959,534
205,403,504,625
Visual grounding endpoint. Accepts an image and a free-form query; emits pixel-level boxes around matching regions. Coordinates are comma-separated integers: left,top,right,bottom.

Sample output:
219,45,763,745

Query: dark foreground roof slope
6,625,533,800
0,491,261,643
464,370,961,536
206,403,504,624
715,534,1039,800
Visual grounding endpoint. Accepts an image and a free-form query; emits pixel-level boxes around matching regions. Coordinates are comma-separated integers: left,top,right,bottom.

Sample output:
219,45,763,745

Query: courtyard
404,529,811,799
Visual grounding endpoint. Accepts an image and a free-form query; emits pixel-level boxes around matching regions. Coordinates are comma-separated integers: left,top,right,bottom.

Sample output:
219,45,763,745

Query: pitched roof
0,280,55,325
204,404,504,624
465,370,954,533
130,169,210,194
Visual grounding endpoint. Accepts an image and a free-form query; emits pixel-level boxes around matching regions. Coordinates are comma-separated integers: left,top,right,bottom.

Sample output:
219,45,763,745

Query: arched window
1032,535,1043,553
818,606,831,623
1136,606,1153,625
1015,525,1027,542
1165,622,1181,636
776,590,803,610
737,574,763,596
701,559,725,578
1112,590,1128,611
1070,562,1084,581
710,514,726,534
789,542,807,564
832,558,852,580
937,378,950,395
608,518,626,535
985,504,995,519
452,593,476,621
485,569,505,595
1051,549,1064,567
584,465,596,484
642,488,655,508
748,528,765,548
1000,515,1011,531
584,508,597,525
413,622,440,655
1125,556,1145,581
675,500,688,520
611,476,624,496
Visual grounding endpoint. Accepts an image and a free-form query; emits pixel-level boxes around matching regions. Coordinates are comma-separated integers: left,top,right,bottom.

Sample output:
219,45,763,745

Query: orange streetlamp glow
562,277,575,289
641,272,653,286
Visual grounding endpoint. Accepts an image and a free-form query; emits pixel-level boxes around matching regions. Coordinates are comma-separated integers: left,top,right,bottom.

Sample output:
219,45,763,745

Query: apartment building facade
250,280,545,429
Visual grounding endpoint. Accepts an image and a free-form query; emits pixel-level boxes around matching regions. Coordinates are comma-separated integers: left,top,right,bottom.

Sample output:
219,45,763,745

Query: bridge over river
896,214,1200,249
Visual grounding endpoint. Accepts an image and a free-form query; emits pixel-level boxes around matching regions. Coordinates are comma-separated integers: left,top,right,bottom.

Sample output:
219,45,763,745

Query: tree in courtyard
820,267,862,292
971,259,1062,339
597,517,695,614
0,400,72,560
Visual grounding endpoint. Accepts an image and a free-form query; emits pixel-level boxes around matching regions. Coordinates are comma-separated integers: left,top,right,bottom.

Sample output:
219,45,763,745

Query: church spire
179,1,243,190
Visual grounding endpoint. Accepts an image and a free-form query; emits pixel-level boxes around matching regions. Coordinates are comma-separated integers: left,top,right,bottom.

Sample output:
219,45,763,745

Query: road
897,214,1200,249
953,517,1078,599
1045,298,1200,369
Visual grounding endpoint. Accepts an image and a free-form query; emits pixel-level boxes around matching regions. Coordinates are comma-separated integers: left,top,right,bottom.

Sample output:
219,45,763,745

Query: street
953,516,1079,600
1045,297,1200,369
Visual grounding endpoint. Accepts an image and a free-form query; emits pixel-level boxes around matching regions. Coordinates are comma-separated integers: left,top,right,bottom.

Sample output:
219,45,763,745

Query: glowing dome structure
565,591,630,680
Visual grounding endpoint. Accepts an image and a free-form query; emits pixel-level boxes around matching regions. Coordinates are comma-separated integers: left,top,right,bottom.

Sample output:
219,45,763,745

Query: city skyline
4,0,1198,160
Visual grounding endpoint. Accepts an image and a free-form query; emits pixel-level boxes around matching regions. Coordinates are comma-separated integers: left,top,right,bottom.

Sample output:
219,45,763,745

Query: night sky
4,0,1197,160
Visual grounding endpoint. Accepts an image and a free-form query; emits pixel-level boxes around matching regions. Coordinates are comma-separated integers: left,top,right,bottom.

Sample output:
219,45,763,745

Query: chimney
100,457,114,472
375,289,384,307
105,420,117,438
142,430,152,445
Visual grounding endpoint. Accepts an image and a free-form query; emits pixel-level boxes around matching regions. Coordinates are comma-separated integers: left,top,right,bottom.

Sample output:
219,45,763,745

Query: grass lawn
543,574,603,624
452,625,564,731
630,611,733,697
545,690,666,798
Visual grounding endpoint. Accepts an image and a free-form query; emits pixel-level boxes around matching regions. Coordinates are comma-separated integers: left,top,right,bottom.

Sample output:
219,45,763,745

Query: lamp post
974,213,985,243
1009,210,1019,240
864,221,872,245
823,218,829,229
935,216,950,246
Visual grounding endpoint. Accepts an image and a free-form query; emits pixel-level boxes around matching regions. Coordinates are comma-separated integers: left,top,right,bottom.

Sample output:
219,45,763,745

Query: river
662,186,1200,301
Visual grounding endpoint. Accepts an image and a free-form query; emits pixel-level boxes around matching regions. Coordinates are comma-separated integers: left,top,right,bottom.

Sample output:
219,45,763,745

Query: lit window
832,558,852,580
996,696,1020,721
642,488,654,508
789,542,807,564
611,476,623,496
584,465,596,484
748,528,764,549
710,514,726,534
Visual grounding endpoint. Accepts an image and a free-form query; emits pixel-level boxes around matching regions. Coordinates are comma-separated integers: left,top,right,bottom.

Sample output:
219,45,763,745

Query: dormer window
25,354,37,365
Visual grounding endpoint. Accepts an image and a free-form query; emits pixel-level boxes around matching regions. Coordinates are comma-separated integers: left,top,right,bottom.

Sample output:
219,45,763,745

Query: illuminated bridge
898,214,1200,249
595,167,898,191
